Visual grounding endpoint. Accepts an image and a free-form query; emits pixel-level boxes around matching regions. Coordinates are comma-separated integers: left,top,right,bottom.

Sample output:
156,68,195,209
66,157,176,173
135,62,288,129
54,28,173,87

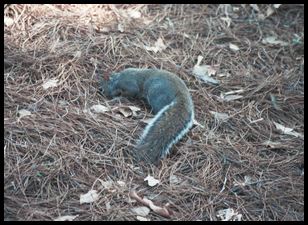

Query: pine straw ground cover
4,4,304,221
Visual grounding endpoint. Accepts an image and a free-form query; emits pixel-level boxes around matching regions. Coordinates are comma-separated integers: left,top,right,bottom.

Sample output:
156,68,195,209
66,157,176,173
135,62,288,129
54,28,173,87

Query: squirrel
99,68,194,164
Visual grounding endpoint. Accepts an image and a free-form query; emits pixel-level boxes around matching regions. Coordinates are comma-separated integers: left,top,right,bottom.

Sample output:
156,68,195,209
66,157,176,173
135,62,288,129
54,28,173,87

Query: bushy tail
134,100,194,164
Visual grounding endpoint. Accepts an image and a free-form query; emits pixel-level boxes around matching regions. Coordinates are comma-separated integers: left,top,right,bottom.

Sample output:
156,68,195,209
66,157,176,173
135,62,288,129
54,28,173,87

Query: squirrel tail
134,100,194,164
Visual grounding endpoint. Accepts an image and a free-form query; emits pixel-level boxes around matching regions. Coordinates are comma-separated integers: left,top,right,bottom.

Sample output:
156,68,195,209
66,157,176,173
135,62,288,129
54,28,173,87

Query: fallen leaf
193,119,205,128
217,73,231,78
222,95,243,102
249,4,260,12
249,118,264,124
194,56,217,76
169,175,183,185
128,105,141,112
183,33,190,38
233,176,255,187
273,4,281,8
223,89,244,96
273,122,303,138
262,36,288,46
118,23,124,32
136,216,150,221
98,179,113,189
142,18,152,25
42,78,59,90
54,215,79,221
17,109,32,120
266,6,275,17
90,105,110,113
118,107,132,117
217,208,242,221
129,191,173,218
220,17,232,27
229,43,240,51
116,180,126,187
270,93,281,110
106,202,111,212
127,10,141,18
144,175,160,187
74,51,81,58
210,111,230,121
4,16,14,26
192,56,219,85
141,118,153,124
59,100,69,106
128,105,141,116
80,190,99,204
257,13,266,20
131,206,150,217
145,38,167,53
262,140,282,148
142,198,172,218
232,6,240,12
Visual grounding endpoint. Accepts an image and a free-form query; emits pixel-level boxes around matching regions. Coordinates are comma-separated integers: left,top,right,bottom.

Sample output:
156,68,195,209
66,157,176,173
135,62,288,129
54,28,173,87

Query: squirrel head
105,72,122,97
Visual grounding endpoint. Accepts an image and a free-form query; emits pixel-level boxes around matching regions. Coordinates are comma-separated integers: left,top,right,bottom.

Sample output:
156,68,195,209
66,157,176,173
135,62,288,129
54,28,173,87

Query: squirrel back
101,68,194,164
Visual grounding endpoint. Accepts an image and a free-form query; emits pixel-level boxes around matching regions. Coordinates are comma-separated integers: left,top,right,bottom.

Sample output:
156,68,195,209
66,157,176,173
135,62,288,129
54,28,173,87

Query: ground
4,4,304,221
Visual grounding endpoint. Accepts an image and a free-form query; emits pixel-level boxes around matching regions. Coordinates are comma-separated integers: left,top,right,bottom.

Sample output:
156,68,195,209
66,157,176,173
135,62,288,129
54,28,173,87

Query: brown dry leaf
217,72,231,78
106,202,111,212
144,175,160,187
169,175,185,185
142,198,172,218
217,208,242,221
42,78,59,90
262,36,288,46
262,140,283,148
222,94,243,102
90,104,110,113
210,111,230,122
249,4,260,12
129,191,173,218
192,56,219,85
141,118,153,124
98,179,113,189
131,206,150,217
273,122,304,138
193,119,205,128
229,43,240,51
117,23,124,32
145,38,167,53
249,118,264,124
54,215,79,221
128,106,141,112
116,180,126,187
127,9,141,18
17,109,32,121
233,175,255,187
223,89,244,96
4,16,14,26
80,190,99,204
266,6,275,17
273,4,282,8
118,106,141,117
220,17,232,27
136,216,151,221
128,105,141,116
220,89,244,102
118,107,132,117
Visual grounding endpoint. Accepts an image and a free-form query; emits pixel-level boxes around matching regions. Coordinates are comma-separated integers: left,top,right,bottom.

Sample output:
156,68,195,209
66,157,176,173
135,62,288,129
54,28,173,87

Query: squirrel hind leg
147,93,174,114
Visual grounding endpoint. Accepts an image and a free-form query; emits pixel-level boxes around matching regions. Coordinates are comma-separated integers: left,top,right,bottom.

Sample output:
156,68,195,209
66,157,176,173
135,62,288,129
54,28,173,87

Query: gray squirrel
99,68,194,164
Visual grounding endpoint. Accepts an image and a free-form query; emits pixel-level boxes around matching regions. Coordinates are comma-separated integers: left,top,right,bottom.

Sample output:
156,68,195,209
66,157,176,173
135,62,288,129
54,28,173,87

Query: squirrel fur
100,68,194,164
